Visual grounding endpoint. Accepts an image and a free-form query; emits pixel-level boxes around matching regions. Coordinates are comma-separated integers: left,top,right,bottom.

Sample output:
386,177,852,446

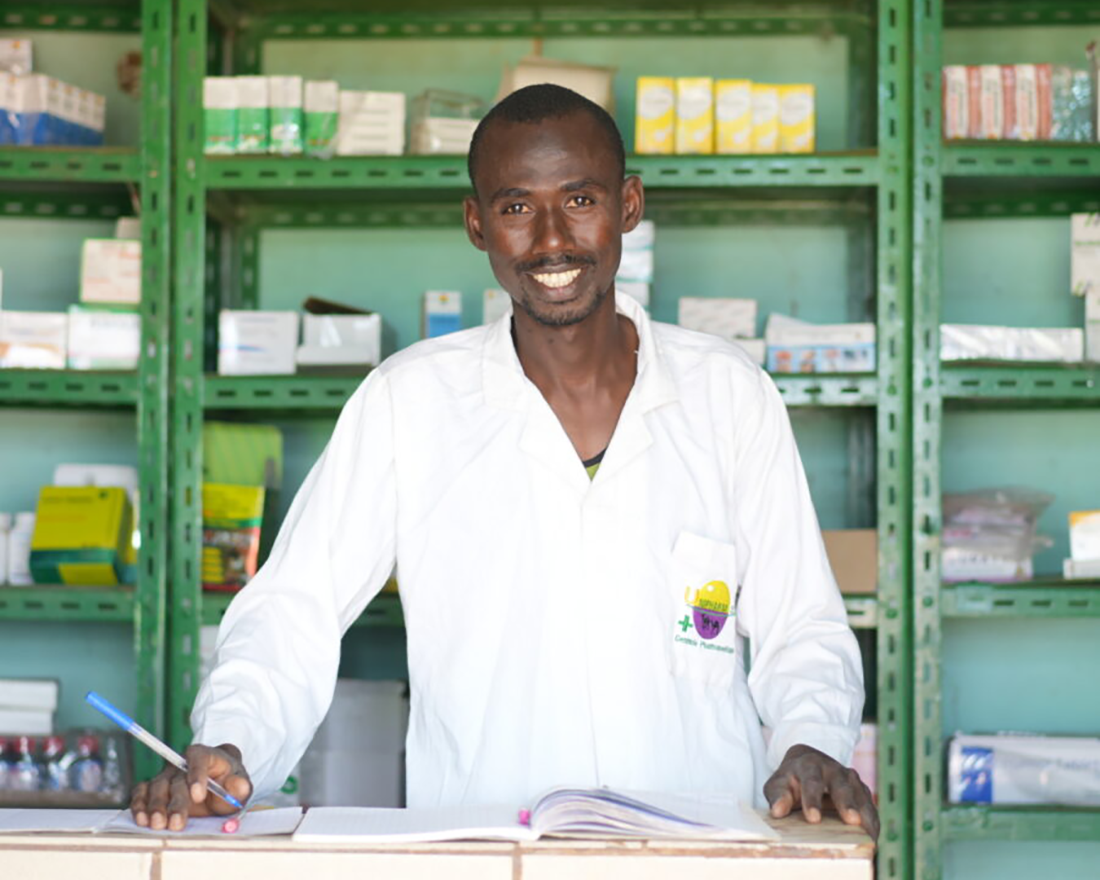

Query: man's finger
829,773,863,827
185,746,215,804
147,774,171,830
130,781,149,826
800,772,825,823
166,776,191,831
206,774,250,816
769,789,795,819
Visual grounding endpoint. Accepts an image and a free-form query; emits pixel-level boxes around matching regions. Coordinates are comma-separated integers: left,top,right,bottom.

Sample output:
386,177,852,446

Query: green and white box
67,305,141,370
304,80,339,157
203,77,237,155
235,76,269,154
1071,213,1100,297
268,75,303,155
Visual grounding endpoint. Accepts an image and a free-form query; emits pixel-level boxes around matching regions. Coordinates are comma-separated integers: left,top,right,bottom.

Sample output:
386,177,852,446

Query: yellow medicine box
675,77,714,154
715,79,753,154
779,84,816,153
751,84,780,154
634,77,675,155
29,486,133,585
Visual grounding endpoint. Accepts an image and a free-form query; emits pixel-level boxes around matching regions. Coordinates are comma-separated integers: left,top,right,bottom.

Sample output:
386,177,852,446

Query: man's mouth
529,267,583,289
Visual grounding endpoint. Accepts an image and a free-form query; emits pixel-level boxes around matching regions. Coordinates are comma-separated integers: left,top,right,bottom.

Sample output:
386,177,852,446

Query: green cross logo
678,614,692,633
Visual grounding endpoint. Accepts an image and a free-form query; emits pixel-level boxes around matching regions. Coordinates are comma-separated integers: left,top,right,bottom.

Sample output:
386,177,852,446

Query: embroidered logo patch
684,580,732,640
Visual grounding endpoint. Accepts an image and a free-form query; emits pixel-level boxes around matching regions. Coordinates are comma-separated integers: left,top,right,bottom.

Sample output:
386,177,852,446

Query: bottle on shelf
8,736,43,792
101,734,125,800
0,736,10,790
7,512,35,587
70,734,103,793
41,735,71,791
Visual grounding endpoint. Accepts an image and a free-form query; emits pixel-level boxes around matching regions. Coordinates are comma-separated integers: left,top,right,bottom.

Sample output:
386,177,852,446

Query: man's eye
502,203,529,215
568,195,595,207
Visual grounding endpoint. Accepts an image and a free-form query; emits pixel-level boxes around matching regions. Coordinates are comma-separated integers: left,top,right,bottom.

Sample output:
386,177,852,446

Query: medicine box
424,291,462,338
979,64,1003,140
1069,510,1100,562
482,288,512,324
942,66,968,140
29,486,132,585
635,77,675,155
236,75,269,154
1086,292,1100,362
766,321,876,373
297,312,382,368
940,324,1084,363
0,679,59,713
715,79,752,155
202,482,265,592
304,80,339,157
218,310,299,376
1071,213,1100,297
410,117,478,155
502,56,615,112
67,305,141,370
677,297,757,341
947,734,1100,806
203,77,237,155
674,77,713,154
268,76,303,155
778,84,815,153
336,91,405,156
80,238,142,305
203,421,284,490
0,38,33,75
0,311,67,369
751,84,780,153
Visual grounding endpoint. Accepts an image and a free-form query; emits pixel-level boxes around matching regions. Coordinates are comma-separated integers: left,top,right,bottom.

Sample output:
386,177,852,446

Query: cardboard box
675,77,714,154
67,306,140,370
635,76,675,155
203,77,237,155
766,318,876,373
822,529,878,595
1069,510,1100,562
1071,213,1100,297
948,734,1100,806
297,313,382,367
0,708,52,736
966,65,982,138
715,79,752,155
202,483,264,592
677,297,757,341
482,288,511,324
268,75,303,155
1086,292,1100,362
235,75,269,154
979,64,1003,139
940,324,1084,363
424,291,461,338
499,56,615,112
751,84,780,153
80,239,141,305
0,679,59,712
778,84,815,153
304,80,339,157
0,311,67,369
218,310,298,376
409,117,478,155
942,66,969,140
29,486,132,585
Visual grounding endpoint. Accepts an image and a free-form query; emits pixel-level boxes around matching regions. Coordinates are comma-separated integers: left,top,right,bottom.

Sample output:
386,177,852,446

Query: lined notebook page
294,805,536,843
102,806,303,837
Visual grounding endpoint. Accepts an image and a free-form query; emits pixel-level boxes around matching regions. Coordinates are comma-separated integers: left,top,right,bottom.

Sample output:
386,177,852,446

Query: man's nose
532,206,571,254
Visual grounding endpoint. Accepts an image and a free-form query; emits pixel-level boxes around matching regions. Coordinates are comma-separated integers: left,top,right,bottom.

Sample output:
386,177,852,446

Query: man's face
464,111,643,327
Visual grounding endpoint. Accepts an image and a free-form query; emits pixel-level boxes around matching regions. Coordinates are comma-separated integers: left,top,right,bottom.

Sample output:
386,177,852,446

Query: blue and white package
0,73,18,144
948,733,1100,806
9,75,104,146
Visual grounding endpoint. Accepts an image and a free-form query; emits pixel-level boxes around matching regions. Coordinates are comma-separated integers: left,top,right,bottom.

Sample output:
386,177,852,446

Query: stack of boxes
677,298,762,363
0,680,57,737
765,314,877,374
636,76,815,155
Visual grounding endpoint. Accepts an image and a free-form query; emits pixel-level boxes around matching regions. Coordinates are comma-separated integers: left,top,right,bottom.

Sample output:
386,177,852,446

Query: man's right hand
130,743,252,831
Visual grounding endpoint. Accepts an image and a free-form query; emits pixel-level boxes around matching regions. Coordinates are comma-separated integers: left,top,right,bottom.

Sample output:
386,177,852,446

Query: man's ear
463,195,487,252
620,175,646,235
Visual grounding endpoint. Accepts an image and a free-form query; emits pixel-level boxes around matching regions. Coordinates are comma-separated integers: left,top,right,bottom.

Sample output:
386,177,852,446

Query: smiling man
131,84,878,840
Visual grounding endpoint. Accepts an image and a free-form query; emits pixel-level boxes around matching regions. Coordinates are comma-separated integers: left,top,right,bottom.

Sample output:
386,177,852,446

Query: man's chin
519,287,607,328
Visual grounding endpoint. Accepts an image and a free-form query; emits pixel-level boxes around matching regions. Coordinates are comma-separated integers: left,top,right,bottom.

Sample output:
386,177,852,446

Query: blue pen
85,691,244,811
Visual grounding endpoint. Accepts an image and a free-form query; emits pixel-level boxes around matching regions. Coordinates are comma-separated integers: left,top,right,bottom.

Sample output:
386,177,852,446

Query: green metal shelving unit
912,3,1100,877
170,4,911,876
0,0,171,781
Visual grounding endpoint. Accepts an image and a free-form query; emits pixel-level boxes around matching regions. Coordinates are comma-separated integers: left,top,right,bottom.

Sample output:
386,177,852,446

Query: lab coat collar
482,290,679,491
481,289,679,415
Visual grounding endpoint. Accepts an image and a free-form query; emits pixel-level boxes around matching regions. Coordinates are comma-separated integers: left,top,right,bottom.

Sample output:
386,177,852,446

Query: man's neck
512,293,638,399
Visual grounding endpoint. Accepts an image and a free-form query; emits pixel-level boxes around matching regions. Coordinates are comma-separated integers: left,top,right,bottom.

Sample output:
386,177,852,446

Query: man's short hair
467,83,626,193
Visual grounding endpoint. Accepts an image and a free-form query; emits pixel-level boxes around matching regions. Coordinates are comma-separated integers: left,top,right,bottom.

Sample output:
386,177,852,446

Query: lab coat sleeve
191,370,398,799
733,370,864,773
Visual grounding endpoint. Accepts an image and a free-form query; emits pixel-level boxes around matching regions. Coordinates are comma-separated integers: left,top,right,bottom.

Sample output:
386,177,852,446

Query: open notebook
0,807,303,838
294,788,778,843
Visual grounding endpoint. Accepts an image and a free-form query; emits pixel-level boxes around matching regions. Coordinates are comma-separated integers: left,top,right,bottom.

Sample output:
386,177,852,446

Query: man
133,84,878,839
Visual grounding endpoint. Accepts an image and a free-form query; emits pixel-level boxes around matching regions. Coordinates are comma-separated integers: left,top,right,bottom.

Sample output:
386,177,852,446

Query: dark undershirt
582,447,607,480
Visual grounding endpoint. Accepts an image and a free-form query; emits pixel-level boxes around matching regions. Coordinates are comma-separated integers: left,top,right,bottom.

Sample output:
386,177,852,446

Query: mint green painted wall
266,33,855,151
946,842,1100,880
943,26,1098,66
0,30,142,146
0,217,119,310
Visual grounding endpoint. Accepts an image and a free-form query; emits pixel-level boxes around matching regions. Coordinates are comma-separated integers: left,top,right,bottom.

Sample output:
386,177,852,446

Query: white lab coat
193,292,864,809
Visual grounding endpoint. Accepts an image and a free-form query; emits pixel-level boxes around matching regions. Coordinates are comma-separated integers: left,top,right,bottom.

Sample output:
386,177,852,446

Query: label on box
715,79,752,155
81,239,141,305
675,77,714,155
218,310,299,376
202,483,264,592
424,291,461,338
67,306,140,370
236,76,269,154
751,84,779,153
203,77,237,155
635,77,675,155
0,311,67,369
943,66,969,140
979,65,1003,139
0,39,33,75
778,84,815,153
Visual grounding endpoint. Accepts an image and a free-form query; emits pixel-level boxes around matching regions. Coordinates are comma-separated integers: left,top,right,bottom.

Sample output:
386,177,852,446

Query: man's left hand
763,744,879,840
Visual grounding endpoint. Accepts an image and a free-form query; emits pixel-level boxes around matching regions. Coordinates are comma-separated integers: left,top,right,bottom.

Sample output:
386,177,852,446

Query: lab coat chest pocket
668,531,739,690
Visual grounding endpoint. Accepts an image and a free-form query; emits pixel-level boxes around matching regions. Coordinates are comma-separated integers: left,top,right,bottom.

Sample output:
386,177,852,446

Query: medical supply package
201,482,265,592
675,77,714,154
423,291,461,338
304,80,339,157
0,311,67,369
940,324,1084,363
269,75,304,155
714,79,752,154
29,487,133,585
635,77,675,155
1071,213,1100,297
80,239,142,305
765,315,876,373
218,310,299,375
677,297,757,342
67,305,141,370
203,77,237,154
948,733,1100,807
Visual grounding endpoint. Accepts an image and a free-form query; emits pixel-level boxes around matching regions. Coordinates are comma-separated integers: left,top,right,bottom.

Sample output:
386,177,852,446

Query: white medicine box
218,310,299,376
80,239,142,305
297,313,382,368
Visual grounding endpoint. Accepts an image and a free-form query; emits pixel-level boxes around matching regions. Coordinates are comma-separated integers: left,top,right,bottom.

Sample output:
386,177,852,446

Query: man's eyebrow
561,178,607,193
488,186,531,203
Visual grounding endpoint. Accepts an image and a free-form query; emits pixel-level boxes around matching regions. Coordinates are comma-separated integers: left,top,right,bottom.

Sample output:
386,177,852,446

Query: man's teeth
532,268,582,289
